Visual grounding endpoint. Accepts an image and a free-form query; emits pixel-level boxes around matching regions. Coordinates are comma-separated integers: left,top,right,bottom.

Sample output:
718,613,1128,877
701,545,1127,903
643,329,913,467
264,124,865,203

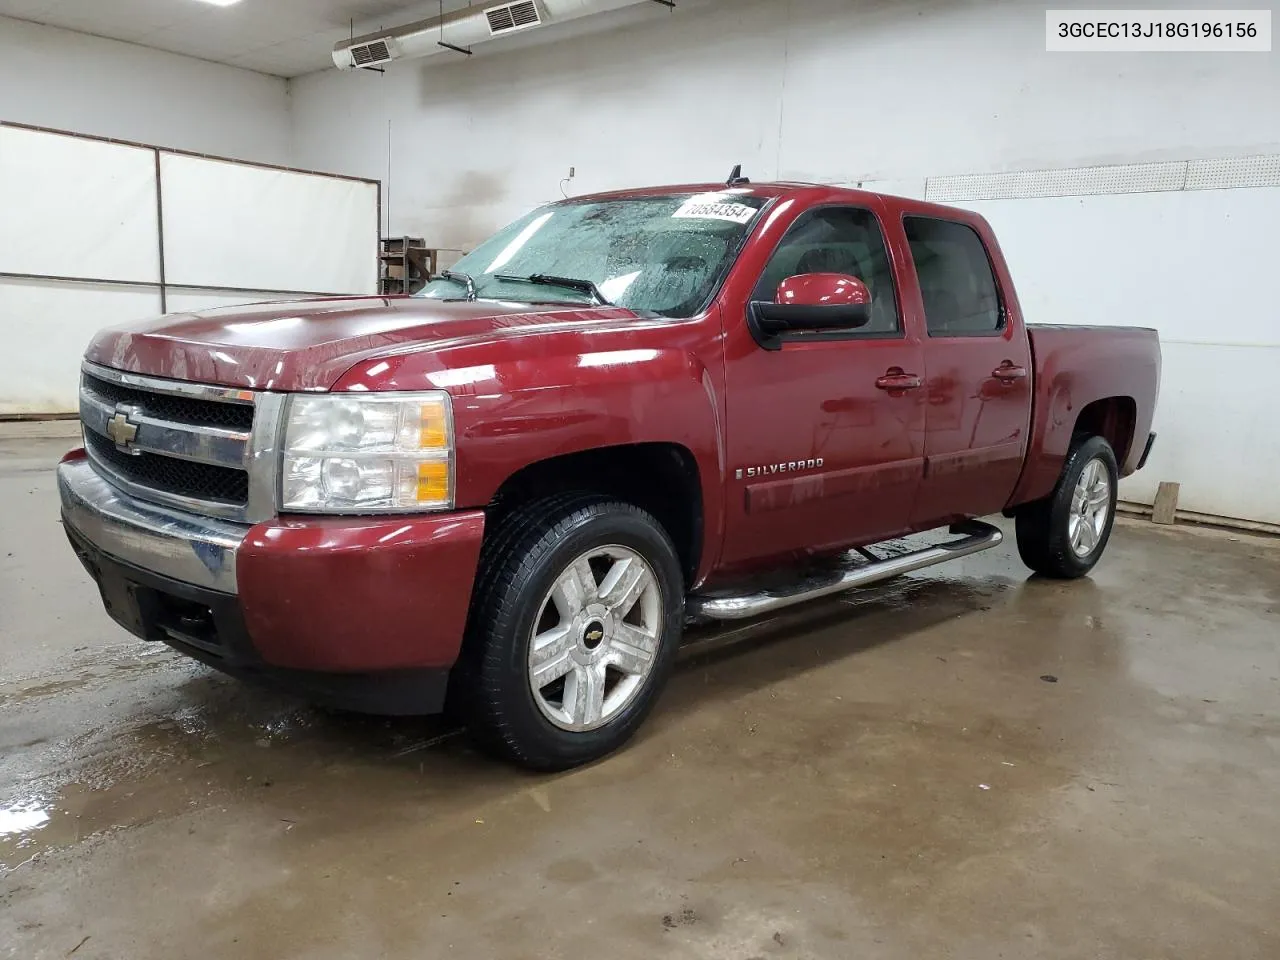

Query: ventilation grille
925,153,1280,202
485,1,541,35
350,38,393,67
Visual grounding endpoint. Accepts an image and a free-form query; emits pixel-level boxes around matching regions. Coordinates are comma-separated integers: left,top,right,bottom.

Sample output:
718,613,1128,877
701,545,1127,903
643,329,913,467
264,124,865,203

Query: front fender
329,316,728,573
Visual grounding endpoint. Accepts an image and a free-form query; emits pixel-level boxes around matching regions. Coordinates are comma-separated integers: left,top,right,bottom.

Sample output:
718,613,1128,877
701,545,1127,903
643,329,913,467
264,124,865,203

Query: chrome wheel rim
528,545,663,732
1069,457,1111,557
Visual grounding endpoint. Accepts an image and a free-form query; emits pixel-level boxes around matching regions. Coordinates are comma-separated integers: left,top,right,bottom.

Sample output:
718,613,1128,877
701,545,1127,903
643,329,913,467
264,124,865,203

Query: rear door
901,214,1032,527
719,202,927,571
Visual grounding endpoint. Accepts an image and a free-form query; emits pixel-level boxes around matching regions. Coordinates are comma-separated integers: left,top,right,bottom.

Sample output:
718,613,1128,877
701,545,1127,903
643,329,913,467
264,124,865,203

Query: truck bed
1014,324,1161,505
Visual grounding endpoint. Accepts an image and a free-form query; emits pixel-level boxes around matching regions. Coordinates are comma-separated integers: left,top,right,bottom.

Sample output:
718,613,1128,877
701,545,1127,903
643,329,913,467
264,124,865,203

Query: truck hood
85,296,647,391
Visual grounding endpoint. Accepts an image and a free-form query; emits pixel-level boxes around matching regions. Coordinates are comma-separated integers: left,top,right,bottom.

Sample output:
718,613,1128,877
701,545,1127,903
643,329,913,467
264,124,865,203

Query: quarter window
904,217,1002,335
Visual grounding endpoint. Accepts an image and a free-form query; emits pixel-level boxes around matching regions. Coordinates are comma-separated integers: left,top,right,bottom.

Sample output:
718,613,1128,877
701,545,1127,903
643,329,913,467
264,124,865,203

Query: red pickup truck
59,177,1160,769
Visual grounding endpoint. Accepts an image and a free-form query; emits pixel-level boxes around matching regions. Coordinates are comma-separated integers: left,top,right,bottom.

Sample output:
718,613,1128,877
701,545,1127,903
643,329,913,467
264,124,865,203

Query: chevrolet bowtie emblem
106,405,141,451
585,629,603,642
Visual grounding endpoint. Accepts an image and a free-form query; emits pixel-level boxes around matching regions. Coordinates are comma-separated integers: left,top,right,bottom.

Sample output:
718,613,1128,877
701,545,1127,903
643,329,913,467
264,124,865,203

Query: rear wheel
457,494,683,770
1015,435,1118,579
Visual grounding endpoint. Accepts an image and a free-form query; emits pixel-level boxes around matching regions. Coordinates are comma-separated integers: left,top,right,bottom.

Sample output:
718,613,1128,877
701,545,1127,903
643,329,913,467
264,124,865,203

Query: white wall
290,0,790,247
0,16,290,165
0,18,371,415
0,126,379,414
290,0,1280,247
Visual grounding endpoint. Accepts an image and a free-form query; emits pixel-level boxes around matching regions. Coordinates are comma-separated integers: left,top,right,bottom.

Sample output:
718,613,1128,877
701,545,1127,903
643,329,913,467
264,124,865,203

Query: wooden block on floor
1151,481,1180,524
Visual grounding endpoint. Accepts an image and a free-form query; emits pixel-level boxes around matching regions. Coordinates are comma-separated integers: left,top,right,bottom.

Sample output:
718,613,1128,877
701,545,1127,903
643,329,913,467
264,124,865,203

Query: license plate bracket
95,567,149,639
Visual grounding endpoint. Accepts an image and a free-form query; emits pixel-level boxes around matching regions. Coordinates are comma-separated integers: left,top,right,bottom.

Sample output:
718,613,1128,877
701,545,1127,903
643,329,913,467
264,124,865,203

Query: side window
753,207,900,335
903,216,1002,335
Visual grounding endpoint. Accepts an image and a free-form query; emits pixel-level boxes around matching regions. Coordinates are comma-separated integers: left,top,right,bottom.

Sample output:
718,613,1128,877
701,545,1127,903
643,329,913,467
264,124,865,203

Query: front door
719,204,927,572
902,215,1033,526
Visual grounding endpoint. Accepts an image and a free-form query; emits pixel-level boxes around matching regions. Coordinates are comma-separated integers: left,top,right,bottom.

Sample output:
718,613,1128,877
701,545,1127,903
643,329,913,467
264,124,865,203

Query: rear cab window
903,217,1003,336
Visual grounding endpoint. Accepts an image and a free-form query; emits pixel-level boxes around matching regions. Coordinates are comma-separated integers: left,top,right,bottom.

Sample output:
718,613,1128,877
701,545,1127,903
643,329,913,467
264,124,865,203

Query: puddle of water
0,558,1027,874
0,799,50,837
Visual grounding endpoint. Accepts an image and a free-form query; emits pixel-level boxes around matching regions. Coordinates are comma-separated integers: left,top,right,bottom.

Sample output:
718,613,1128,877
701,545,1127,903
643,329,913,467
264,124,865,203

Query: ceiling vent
334,0,649,71
348,36,400,68
485,1,542,35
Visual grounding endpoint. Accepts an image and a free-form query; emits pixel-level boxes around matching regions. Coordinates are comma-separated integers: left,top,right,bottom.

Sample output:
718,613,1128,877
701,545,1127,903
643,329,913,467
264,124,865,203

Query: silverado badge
735,458,824,480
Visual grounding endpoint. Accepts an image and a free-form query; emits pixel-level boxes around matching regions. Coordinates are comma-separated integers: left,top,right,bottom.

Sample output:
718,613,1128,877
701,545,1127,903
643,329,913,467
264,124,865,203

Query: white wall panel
1,279,160,415
0,126,159,282
293,0,1279,251
0,130,376,414
159,154,378,296
958,188,1278,346
1117,342,1280,527
0,16,290,165
771,0,1280,185
290,0,788,251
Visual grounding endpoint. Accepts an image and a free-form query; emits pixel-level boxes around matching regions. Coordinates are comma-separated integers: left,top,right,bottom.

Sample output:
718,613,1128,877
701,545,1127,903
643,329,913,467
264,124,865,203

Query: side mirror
749,273,872,345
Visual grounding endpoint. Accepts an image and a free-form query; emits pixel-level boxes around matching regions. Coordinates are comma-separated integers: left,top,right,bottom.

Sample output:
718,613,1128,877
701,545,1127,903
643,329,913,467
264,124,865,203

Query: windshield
416,192,768,317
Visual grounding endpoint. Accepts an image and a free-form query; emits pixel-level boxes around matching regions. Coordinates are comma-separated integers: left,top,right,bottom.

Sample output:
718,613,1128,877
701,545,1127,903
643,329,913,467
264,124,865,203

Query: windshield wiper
438,270,477,301
494,273,611,306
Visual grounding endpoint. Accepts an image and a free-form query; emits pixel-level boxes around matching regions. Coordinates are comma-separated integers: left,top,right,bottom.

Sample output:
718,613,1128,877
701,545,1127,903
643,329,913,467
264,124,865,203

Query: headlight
281,392,453,513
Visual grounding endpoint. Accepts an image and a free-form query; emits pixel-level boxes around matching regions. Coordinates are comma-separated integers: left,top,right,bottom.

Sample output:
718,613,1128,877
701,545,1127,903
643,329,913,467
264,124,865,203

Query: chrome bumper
58,458,249,593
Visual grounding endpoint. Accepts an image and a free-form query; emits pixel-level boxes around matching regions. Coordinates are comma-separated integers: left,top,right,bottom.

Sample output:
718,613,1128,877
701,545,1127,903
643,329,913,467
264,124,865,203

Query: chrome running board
688,519,1003,621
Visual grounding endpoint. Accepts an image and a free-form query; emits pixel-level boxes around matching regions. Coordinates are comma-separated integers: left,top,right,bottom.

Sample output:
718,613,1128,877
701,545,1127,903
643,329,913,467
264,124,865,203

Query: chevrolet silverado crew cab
59,177,1160,770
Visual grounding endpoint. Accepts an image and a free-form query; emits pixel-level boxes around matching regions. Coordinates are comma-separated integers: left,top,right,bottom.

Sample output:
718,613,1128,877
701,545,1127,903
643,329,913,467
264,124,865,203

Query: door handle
991,363,1027,382
875,370,923,391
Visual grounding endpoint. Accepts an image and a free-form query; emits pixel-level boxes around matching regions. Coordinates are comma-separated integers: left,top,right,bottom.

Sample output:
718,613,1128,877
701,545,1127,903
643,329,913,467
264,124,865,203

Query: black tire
1015,435,1119,579
454,493,684,771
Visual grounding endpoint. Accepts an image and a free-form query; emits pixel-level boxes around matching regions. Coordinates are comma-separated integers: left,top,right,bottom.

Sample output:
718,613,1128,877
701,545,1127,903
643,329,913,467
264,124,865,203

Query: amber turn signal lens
419,399,449,449
416,461,449,503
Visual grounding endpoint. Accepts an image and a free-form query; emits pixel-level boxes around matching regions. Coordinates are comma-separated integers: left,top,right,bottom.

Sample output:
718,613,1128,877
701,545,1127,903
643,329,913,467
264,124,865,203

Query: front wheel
1015,436,1119,579
457,495,684,770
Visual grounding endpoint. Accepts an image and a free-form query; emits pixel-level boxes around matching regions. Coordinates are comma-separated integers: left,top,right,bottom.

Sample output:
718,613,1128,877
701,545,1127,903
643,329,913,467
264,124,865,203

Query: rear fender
1008,325,1160,508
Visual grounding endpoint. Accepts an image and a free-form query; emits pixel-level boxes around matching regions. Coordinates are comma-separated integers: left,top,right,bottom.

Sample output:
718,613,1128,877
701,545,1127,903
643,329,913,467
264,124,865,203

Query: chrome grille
82,371,254,430
84,430,250,505
79,362,283,523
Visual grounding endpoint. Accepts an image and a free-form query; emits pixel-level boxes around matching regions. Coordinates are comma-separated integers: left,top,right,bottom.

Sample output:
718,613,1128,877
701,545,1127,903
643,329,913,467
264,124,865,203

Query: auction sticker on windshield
672,194,759,224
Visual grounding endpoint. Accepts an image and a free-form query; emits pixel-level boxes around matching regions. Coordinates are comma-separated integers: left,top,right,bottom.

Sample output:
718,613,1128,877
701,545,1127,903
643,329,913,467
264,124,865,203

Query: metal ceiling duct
333,0,654,70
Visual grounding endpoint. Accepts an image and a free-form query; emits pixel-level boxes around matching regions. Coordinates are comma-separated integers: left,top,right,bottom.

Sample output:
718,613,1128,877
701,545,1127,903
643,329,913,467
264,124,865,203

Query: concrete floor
2,434,1279,960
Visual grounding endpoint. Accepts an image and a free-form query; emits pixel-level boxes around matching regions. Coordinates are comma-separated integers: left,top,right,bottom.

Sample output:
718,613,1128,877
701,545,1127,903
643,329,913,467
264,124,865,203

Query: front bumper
58,455,487,714
59,452,245,593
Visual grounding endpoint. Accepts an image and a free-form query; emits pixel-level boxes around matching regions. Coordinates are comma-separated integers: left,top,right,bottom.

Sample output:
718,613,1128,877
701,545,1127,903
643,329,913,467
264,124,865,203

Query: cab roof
563,181,828,203
556,180,982,228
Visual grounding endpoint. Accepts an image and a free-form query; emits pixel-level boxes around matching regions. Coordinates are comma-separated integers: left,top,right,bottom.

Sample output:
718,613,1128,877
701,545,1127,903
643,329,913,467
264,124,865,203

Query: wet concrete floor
2,436,1279,959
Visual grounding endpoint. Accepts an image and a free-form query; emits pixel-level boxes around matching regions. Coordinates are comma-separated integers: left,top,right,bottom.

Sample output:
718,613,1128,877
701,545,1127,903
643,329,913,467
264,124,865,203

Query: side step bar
688,519,1003,622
